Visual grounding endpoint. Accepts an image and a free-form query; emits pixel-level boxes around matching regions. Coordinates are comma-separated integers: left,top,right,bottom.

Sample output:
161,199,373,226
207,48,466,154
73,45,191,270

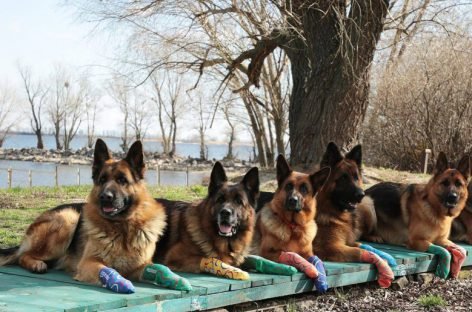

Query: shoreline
0,147,255,171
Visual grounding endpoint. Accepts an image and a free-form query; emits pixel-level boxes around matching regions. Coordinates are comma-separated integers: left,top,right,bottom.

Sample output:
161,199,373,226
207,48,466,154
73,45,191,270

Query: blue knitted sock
307,256,328,293
360,244,397,267
99,267,135,294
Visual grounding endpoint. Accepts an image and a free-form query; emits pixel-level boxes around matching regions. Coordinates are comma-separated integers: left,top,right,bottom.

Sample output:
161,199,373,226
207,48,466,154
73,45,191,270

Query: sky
0,1,245,143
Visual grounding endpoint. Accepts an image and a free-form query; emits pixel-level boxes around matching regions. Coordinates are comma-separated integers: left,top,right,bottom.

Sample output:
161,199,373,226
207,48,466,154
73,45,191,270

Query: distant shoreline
6,132,254,147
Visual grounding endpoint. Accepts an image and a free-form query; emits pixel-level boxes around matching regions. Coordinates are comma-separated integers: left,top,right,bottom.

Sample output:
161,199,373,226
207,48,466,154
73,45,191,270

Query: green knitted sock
242,255,297,275
427,244,451,279
142,263,192,291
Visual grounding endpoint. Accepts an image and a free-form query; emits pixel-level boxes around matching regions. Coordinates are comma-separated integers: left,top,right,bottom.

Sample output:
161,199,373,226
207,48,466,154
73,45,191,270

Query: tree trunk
226,127,234,159
199,126,206,160
285,2,387,168
35,129,44,149
54,123,62,150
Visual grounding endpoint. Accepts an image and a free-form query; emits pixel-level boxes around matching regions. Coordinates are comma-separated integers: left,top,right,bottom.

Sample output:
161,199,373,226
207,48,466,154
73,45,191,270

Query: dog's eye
442,180,450,187
299,184,308,194
455,180,463,188
234,196,243,205
117,176,128,185
285,183,293,191
353,173,359,181
99,176,107,185
217,195,225,203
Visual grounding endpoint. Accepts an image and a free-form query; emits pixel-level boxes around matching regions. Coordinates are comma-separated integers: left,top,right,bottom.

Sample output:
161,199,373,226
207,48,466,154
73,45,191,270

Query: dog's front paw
143,263,193,291
99,267,135,294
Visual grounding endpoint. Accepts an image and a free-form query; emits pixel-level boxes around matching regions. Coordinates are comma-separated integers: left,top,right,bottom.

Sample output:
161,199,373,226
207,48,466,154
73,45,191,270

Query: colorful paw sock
243,255,297,275
360,250,394,288
427,244,451,279
307,255,328,293
278,251,318,279
446,244,466,278
99,267,135,294
200,257,249,280
359,244,397,267
142,264,192,291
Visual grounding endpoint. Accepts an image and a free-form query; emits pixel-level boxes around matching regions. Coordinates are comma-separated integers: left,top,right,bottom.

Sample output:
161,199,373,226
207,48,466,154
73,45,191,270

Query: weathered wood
1,242,472,312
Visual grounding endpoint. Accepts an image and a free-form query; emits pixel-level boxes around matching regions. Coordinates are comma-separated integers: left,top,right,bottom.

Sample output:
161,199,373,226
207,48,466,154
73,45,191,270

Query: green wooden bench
1,243,471,312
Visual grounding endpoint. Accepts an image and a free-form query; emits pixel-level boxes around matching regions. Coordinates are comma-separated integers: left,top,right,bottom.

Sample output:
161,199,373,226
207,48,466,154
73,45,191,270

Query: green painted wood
363,242,433,261
178,272,252,290
2,241,472,312
0,300,60,312
0,273,126,311
0,266,186,305
457,243,472,266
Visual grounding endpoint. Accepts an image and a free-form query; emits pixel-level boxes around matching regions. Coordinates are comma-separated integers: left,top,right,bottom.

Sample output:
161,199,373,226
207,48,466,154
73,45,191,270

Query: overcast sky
0,1,250,143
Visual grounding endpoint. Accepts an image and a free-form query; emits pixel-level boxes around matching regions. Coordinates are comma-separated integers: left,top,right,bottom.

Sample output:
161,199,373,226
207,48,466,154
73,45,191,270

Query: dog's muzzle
217,208,237,237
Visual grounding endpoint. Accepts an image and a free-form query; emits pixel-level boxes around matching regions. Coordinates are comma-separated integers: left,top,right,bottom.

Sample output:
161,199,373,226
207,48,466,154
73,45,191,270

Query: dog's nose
220,208,232,218
100,191,114,202
354,189,365,202
288,196,299,205
446,192,458,204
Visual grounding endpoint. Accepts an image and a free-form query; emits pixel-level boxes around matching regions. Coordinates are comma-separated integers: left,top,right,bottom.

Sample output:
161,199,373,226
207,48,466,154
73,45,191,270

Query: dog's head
318,142,365,212
428,152,470,217
271,155,330,224
206,162,259,237
90,139,147,219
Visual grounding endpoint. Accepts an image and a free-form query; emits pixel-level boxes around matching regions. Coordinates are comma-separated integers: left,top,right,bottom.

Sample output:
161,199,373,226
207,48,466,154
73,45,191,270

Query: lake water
0,133,252,188
3,133,254,160
0,160,208,188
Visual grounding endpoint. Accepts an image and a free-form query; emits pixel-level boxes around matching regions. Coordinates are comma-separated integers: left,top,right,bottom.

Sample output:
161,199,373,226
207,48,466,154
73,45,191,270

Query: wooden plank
363,242,433,262
0,266,187,302
155,279,314,312
0,300,60,312
178,273,251,291
0,273,126,311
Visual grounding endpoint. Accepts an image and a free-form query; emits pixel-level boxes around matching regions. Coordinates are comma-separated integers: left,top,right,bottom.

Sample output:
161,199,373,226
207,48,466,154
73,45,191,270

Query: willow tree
75,0,390,166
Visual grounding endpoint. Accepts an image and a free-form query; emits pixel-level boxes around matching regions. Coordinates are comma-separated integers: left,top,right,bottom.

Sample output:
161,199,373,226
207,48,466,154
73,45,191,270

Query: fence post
7,168,12,189
186,166,189,186
28,170,32,187
77,167,81,186
55,166,59,187
424,149,432,174
157,165,161,186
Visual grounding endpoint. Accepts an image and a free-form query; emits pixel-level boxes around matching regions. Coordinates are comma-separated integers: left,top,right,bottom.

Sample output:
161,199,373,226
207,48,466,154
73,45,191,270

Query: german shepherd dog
154,162,260,278
451,181,472,244
0,139,177,291
313,142,395,287
313,142,366,261
359,152,470,278
254,155,330,262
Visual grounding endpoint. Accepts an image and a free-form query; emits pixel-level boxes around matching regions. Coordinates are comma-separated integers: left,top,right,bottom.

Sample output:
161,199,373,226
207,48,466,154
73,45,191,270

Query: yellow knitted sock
200,257,249,280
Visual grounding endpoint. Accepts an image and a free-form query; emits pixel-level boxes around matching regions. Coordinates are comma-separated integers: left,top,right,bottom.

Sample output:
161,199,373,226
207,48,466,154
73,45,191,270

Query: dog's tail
0,246,20,266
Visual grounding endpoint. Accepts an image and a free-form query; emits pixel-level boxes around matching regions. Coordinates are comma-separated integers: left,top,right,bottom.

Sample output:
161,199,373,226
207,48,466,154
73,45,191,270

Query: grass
418,294,447,308
0,185,207,248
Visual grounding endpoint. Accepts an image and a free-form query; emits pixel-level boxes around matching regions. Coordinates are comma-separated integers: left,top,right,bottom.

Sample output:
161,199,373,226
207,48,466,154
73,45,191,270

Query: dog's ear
276,154,292,188
320,142,343,168
434,152,449,175
241,167,260,207
346,145,362,169
457,155,470,181
209,162,227,196
125,141,145,180
310,166,331,194
93,138,111,181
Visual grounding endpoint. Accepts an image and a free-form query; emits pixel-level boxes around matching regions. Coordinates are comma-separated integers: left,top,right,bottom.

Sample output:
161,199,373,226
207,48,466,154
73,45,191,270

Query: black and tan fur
312,142,368,262
451,182,472,243
154,163,259,272
0,139,167,285
359,152,470,251
254,155,330,261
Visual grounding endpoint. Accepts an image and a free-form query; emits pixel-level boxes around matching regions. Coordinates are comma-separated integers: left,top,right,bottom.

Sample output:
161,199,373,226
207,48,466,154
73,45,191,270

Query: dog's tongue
219,224,232,234
103,206,116,213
